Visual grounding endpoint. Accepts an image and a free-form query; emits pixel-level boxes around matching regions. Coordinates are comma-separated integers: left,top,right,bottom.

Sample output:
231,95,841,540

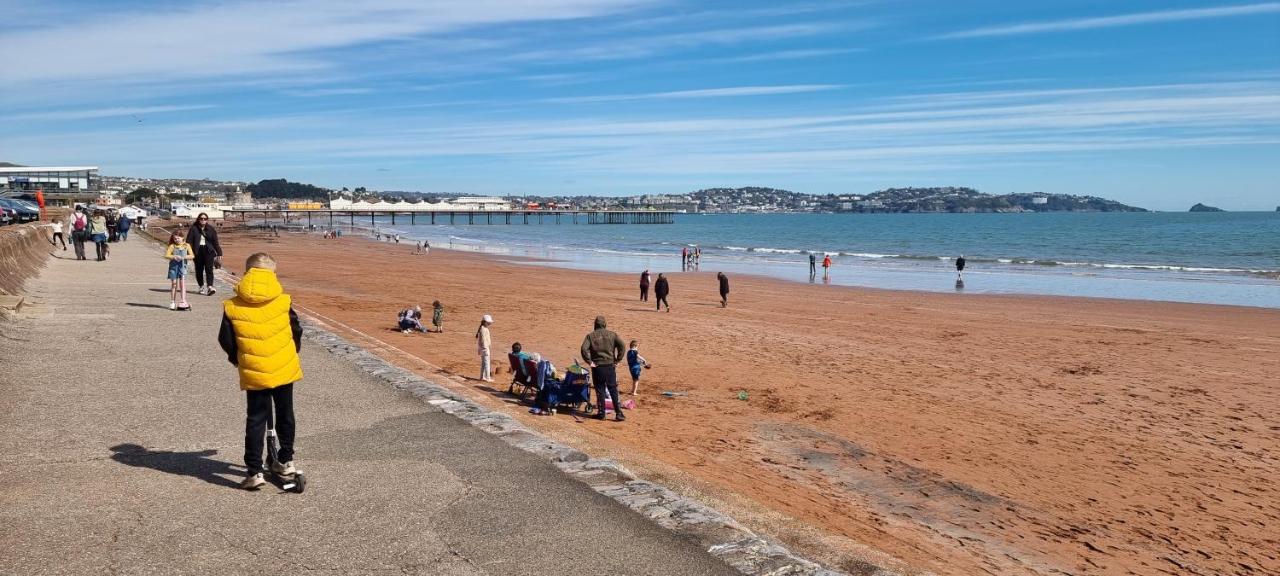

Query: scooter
265,406,306,494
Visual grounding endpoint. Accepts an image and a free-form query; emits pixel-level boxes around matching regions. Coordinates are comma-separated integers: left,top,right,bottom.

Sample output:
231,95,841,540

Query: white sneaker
198,286,208,295
240,473,266,490
207,286,217,296
169,302,177,310
270,460,296,477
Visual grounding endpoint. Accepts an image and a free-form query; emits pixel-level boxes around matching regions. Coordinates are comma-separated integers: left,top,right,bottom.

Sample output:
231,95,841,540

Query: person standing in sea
654,273,670,312
717,272,730,308
476,314,494,382
681,246,688,271
580,315,627,422
809,253,816,279
185,213,224,296
822,253,832,278
955,255,966,280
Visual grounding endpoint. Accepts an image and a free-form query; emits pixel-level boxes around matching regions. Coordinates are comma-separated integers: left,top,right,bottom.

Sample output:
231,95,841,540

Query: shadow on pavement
125,302,171,309
109,443,243,489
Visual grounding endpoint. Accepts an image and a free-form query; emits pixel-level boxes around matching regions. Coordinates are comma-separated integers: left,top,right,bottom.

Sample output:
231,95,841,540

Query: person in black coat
717,272,729,308
185,213,224,296
654,273,670,312
639,269,651,302
955,254,966,279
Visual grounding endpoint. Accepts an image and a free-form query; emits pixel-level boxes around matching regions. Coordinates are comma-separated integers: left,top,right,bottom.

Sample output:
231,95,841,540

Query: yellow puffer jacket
223,268,303,390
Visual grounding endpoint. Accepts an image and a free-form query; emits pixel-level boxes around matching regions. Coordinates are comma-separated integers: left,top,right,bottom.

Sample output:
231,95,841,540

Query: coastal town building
0,165,100,206
328,196,511,211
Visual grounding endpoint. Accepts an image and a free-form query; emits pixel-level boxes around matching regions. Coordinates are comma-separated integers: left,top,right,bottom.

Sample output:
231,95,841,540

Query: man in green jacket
581,315,627,421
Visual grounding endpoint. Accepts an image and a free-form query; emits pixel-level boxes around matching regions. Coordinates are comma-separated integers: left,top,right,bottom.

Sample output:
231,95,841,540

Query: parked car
0,206,13,225
0,199,39,223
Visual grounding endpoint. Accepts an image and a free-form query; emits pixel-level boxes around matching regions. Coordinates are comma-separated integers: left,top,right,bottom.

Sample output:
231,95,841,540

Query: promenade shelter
0,165,100,206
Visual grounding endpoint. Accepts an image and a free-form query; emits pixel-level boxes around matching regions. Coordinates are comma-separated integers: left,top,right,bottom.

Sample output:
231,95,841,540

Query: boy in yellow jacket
217,252,304,490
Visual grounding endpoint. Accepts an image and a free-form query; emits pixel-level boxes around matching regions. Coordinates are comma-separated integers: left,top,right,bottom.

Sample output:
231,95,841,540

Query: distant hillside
245,178,331,200
851,187,1146,213
1190,203,1224,212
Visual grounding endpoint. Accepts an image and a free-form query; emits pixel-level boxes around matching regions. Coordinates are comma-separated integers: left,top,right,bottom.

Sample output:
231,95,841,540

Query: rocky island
1189,203,1225,212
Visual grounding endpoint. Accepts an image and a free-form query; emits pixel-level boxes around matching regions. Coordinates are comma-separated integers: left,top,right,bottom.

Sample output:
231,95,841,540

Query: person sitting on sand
398,305,425,333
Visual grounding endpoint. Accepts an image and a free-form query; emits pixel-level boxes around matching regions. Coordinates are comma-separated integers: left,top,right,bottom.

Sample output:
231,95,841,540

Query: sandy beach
208,223,1279,575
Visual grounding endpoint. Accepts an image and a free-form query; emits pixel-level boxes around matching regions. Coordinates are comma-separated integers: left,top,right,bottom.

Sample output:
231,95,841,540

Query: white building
329,196,511,211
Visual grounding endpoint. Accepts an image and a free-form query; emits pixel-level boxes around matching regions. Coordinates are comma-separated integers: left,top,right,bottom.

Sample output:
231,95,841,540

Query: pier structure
223,209,676,226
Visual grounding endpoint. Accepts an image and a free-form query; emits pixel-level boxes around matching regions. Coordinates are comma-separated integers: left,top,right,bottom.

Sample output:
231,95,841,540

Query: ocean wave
751,247,804,254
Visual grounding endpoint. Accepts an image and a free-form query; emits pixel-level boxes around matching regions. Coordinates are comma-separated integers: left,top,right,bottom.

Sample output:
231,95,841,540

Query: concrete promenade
0,235,739,575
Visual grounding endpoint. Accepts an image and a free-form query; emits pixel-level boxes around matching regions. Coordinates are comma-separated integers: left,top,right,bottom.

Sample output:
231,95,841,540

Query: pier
223,209,676,226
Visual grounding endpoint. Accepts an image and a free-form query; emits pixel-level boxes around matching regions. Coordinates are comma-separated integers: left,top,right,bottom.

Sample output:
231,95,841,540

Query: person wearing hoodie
580,315,627,421
639,269,651,302
654,273,670,312
217,252,304,490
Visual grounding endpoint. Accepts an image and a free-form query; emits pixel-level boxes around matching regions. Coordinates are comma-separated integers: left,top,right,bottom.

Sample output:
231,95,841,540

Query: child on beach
627,340,650,395
164,232,194,311
217,252,304,490
431,300,445,333
398,305,425,333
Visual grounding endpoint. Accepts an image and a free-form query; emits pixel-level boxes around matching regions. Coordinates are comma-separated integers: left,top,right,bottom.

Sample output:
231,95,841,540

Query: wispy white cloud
0,0,656,84
280,88,376,98
508,22,851,63
547,84,844,103
2,104,217,122
933,2,1280,39
702,48,865,64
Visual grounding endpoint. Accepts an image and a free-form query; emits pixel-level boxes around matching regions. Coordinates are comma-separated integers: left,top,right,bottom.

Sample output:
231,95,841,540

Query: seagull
131,114,143,123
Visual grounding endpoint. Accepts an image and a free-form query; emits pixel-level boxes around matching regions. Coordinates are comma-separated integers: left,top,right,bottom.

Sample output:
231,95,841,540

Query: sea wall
0,224,52,296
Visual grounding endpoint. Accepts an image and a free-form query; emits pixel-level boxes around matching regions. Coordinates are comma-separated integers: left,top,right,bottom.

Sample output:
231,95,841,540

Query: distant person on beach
164,232,194,311
431,300,445,333
185,212,224,296
809,253,816,278
49,220,66,251
398,305,425,333
654,273,670,312
955,255,966,279
695,247,701,269
822,254,832,277
626,340,650,396
69,207,89,260
639,269,651,301
581,315,627,421
718,272,730,307
217,252,304,490
476,314,494,382
681,246,688,271
424,240,430,255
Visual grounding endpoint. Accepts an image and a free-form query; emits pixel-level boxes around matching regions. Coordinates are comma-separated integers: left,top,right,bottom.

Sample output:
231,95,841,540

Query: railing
222,209,676,226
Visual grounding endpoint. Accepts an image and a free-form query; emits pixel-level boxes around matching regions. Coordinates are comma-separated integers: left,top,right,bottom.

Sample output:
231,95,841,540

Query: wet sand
215,224,1280,575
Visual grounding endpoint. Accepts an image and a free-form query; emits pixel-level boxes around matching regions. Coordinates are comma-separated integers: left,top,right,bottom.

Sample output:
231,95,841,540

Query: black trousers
640,285,649,301
592,364,622,417
72,232,86,260
655,295,669,310
245,384,296,474
193,250,216,288
52,232,66,249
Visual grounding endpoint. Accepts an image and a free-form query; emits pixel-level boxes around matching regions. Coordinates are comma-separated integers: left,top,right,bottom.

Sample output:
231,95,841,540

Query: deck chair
507,353,533,397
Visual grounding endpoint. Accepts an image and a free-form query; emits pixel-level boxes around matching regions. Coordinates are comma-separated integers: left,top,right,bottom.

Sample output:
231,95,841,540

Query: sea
367,212,1280,309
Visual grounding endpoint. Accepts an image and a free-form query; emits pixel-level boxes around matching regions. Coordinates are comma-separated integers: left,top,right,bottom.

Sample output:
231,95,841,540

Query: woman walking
476,314,494,382
654,273,670,312
185,213,224,295
639,269,651,301
90,210,109,261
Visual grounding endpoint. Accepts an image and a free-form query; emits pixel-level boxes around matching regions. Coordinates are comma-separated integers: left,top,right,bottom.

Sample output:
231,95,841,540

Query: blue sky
2,0,1278,210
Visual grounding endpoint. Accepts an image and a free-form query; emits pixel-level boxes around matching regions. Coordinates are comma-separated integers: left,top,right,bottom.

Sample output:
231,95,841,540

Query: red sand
217,225,1280,575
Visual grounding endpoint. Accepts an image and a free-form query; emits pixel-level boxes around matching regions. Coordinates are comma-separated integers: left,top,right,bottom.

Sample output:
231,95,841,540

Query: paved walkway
0,235,739,575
